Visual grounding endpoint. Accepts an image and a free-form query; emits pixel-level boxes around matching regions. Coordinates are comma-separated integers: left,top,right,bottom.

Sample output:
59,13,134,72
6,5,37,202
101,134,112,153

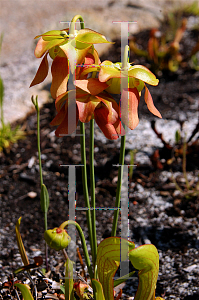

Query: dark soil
0,13,199,300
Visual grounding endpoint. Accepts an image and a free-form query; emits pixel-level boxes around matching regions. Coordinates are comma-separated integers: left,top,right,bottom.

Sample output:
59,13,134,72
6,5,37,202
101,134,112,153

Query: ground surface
0,8,199,300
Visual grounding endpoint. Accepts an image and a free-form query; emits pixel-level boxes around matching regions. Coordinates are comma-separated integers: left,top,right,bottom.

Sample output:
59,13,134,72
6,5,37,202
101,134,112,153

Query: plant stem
182,138,190,190
111,44,129,237
69,15,97,294
70,15,97,278
80,121,94,267
60,220,94,279
111,133,126,236
122,45,129,70
70,15,84,34
89,118,97,268
35,98,43,188
69,16,97,298
62,248,69,260
171,172,183,193
32,95,48,271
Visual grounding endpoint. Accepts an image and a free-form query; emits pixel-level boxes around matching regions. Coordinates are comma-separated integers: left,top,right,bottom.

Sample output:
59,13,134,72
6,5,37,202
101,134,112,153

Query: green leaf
92,279,105,300
175,129,181,144
76,29,113,44
35,38,66,58
128,65,159,86
15,217,29,266
65,258,74,300
14,283,34,300
97,237,135,300
60,284,65,294
75,40,93,50
129,244,159,300
80,65,100,78
99,61,121,82
113,271,136,288
40,184,49,213
35,30,66,40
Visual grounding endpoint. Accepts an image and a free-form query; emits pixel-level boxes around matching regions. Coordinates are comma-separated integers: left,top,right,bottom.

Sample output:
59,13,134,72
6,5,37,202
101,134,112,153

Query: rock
27,191,37,199
183,264,198,273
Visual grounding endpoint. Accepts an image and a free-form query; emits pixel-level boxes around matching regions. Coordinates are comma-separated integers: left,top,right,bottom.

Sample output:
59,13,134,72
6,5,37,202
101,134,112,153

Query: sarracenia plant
30,15,165,299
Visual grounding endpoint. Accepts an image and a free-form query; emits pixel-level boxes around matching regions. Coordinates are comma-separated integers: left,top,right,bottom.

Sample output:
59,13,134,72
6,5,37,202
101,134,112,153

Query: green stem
32,95,48,271
36,102,49,270
182,137,190,190
71,12,96,272
90,118,97,269
171,171,183,193
112,44,129,236
122,45,129,70
60,220,94,279
44,212,48,232
70,15,84,35
80,122,94,266
32,96,43,187
111,133,126,237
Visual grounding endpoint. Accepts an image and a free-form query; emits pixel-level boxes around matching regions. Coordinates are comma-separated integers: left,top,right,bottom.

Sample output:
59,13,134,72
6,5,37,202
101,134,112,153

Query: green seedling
0,33,25,152
14,283,34,300
152,121,199,200
189,40,199,70
2,275,34,300
172,137,199,200
13,217,43,300
15,217,29,267
180,1,199,17
175,129,181,144
15,217,43,273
